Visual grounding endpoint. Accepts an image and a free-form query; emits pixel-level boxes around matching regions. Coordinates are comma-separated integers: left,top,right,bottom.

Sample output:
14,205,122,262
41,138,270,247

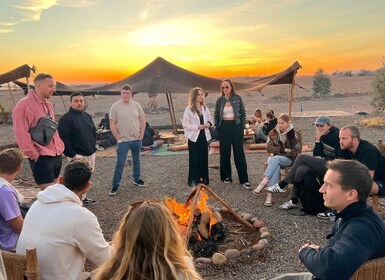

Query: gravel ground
1,91,384,279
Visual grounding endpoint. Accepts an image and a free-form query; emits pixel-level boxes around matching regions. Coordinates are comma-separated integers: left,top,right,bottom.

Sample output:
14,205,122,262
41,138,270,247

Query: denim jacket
214,94,246,128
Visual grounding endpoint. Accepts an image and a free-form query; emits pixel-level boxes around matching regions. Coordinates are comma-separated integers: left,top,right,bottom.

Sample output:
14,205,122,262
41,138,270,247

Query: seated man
98,113,110,130
16,159,112,280
267,160,385,280
0,148,24,252
272,116,340,211
142,122,164,150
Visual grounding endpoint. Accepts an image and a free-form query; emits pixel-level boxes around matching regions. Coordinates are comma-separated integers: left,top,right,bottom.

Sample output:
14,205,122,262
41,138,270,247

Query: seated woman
253,114,301,206
94,200,202,280
255,109,277,143
142,122,164,150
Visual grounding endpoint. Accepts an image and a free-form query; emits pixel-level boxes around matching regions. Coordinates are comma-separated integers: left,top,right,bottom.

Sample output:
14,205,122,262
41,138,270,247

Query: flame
165,189,217,233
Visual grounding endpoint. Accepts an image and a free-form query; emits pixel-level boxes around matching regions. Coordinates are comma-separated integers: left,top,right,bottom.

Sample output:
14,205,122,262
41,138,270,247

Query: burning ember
166,188,226,257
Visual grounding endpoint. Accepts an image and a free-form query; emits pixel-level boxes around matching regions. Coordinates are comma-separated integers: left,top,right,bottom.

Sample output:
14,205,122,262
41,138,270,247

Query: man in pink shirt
12,73,64,190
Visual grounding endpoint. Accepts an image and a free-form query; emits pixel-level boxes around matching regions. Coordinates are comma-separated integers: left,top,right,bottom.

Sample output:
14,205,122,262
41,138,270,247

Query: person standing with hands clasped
109,84,146,196
214,79,251,189
183,87,212,187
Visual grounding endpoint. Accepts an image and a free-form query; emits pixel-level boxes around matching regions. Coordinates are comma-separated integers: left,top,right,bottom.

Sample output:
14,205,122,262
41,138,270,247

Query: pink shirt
12,90,64,160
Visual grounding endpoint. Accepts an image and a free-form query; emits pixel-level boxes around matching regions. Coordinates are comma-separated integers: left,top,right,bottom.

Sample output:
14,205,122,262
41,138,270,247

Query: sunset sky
1,0,385,83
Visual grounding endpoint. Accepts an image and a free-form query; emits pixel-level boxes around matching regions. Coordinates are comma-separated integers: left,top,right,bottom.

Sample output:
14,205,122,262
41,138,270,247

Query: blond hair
94,201,202,280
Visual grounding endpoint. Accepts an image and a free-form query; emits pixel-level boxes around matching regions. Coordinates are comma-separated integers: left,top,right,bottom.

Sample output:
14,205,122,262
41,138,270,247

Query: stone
252,243,265,251
212,253,227,265
250,217,259,223
237,211,246,217
253,220,265,228
195,257,212,264
243,213,253,221
221,207,229,213
258,238,269,245
259,226,268,233
240,248,254,256
224,249,241,259
260,231,270,238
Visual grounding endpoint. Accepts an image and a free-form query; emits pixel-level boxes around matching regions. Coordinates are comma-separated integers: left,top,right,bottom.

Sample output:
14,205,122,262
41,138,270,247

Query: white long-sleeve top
182,105,212,143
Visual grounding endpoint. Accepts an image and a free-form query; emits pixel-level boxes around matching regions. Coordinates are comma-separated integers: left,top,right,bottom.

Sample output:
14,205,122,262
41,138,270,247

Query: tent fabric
89,57,257,95
0,65,33,85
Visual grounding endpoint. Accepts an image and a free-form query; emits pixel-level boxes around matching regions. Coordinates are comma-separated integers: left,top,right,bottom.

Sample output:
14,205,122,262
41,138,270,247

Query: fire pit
165,184,270,264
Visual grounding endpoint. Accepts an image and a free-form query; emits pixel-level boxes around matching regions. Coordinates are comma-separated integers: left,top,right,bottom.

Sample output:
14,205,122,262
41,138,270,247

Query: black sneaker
109,188,118,196
317,209,336,220
223,178,232,184
82,197,98,206
133,179,146,187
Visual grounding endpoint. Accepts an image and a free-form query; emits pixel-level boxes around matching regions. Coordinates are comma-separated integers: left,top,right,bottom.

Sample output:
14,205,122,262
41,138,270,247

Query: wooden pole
25,247,39,280
184,185,202,247
7,83,16,107
201,184,254,228
168,93,178,135
288,70,298,118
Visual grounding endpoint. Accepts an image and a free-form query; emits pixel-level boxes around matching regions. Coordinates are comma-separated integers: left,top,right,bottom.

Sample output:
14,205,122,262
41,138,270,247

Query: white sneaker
279,200,298,210
266,183,286,193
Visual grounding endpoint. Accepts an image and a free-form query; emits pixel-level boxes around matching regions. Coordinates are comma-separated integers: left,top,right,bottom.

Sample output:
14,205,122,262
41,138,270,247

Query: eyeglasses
222,86,230,89
315,124,326,127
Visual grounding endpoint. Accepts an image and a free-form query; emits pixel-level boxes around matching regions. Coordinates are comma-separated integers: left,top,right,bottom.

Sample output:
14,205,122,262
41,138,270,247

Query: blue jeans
112,140,141,189
264,155,292,186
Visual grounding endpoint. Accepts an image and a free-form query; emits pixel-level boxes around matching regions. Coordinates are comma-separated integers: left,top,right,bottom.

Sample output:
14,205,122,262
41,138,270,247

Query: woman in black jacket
214,79,251,189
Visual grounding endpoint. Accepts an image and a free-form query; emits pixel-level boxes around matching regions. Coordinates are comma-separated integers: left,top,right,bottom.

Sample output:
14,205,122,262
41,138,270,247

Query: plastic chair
1,247,39,280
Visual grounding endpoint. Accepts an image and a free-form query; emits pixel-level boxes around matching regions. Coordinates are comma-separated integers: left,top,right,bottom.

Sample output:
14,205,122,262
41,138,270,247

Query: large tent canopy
0,64,34,85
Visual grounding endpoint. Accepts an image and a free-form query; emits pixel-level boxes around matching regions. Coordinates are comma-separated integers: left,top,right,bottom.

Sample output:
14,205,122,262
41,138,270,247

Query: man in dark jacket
266,160,385,280
58,92,97,206
271,116,340,211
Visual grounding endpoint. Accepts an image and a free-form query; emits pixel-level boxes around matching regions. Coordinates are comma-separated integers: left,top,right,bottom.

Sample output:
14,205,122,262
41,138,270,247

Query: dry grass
361,117,385,128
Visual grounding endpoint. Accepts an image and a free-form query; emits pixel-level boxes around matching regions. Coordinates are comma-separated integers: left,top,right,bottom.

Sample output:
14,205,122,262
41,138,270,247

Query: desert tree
312,69,331,97
371,56,385,112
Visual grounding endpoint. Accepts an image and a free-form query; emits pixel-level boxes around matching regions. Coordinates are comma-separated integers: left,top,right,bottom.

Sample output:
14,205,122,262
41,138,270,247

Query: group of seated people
247,108,278,143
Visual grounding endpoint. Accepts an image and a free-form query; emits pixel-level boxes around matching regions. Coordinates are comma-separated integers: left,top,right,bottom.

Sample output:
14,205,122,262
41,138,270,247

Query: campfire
165,184,267,262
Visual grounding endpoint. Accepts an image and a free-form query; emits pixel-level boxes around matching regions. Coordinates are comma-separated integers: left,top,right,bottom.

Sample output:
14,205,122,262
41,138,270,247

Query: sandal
253,184,266,195
264,193,273,207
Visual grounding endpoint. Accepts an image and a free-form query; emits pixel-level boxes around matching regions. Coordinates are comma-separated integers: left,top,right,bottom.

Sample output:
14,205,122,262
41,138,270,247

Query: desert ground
0,75,384,279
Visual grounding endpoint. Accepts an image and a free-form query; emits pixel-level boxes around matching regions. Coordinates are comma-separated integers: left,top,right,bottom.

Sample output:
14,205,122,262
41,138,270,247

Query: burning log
197,212,210,239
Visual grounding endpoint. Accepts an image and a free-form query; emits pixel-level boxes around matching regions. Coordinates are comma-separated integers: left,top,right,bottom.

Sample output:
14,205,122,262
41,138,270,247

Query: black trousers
218,120,249,184
188,130,209,185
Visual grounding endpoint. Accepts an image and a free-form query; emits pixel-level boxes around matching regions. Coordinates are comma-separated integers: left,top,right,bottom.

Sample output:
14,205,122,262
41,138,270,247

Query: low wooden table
244,131,255,142
159,133,176,147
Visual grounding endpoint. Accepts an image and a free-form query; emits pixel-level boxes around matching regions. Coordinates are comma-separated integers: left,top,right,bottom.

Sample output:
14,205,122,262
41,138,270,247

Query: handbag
29,115,58,146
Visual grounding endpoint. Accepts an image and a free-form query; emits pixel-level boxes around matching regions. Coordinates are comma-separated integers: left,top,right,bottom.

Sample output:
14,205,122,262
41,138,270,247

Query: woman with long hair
94,200,202,280
214,79,251,189
182,87,212,187
253,113,301,206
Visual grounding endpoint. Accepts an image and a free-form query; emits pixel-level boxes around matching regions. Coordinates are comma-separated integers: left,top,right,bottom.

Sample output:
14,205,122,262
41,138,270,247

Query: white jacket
182,105,212,142
16,184,112,280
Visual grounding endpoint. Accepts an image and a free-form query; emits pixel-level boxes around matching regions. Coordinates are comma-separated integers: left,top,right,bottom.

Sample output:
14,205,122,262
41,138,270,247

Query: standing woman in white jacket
183,87,212,187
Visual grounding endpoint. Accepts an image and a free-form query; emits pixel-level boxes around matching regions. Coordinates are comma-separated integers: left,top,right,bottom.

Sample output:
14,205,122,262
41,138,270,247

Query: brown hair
340,125,360,140
220,79,236,96
0,148,24,174
188,87,206,115
34,73,53,84
121,84,132,91
278,113,290,123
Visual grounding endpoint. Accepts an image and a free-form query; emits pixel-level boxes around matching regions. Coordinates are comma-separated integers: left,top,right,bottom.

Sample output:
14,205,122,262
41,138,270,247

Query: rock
221,207,229,213
253,220,265,228
195,257,212,264
243,213,253,221
212,253,227,265
214,207,222,212
258,238,269,245
212,211,223,222
238,211,246,217
224,249,240,259
260,231,270,238
252,243,265,251
259,226,268,233
250,217,259,223
240,248,254,256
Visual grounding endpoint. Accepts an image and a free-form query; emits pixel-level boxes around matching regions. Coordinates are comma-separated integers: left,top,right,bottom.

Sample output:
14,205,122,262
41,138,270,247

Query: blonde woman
94,201,202,280
253,114,301,206
183,87,212,187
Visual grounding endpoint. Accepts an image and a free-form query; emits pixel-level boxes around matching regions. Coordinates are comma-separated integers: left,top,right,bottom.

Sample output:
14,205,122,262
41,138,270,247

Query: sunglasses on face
222,86,230,89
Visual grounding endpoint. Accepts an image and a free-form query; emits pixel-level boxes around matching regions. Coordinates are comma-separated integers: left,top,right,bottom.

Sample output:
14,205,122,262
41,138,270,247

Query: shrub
371,57,385,112
312,69,331,98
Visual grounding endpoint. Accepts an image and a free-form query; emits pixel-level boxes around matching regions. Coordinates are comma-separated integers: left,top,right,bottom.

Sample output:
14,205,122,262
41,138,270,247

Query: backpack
29,115,58,146
296,170,327,215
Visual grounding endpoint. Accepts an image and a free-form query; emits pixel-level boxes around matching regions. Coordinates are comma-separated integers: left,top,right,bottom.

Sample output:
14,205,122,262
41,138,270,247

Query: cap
314,116,331,125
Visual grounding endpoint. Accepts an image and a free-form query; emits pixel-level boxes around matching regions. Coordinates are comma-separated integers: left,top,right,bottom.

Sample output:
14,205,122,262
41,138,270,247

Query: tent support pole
7,83,16,107
288,70,298,118
166,93,178,134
